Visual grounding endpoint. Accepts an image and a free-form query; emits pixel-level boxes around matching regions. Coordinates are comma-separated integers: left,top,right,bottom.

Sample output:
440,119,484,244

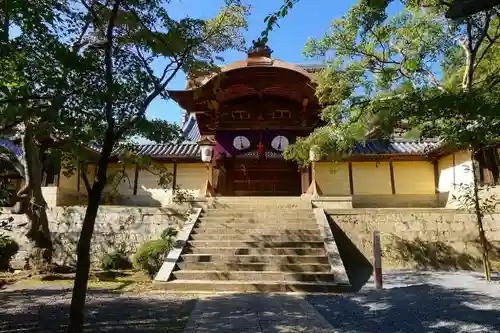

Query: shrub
132,238,173,276
100,250,132,271
160,227,178,240
0,235,19,271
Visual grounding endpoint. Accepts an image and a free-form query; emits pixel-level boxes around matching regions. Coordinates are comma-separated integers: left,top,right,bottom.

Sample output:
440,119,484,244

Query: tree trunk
67,132,113,333
19,121,53,271
471,147,492,281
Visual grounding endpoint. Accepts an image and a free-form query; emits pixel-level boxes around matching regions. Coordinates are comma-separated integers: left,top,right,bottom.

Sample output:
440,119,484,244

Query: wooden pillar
200,162,215,197
300,166,310,194
452,152,456,187
348,162,354,195
133,164,139,195
305,161,323,197
172,163,178,191
389,160,396,194
76,160,81,193
433,160,439,194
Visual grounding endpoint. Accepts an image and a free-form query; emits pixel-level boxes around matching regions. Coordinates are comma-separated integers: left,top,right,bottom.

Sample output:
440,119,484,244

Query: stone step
155,280,351,293
199,217,317,226
207,202,311,209
176,262,331,272
187,240,325,248
183,247,327,256
193,227,321,234
163,279,349,292
180,254,330,264
172,270,336,282
189,233,323,242
203,211,314,217
207,202,310,206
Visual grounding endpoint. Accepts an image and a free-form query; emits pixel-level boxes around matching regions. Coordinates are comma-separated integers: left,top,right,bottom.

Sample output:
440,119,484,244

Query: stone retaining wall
1,206,189,268
327,209,500,271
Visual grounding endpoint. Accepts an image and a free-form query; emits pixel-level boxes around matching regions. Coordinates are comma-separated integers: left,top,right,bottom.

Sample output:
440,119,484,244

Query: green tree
0,0,80,270
56,2,248,332
2,0,249,331
285,1,500,280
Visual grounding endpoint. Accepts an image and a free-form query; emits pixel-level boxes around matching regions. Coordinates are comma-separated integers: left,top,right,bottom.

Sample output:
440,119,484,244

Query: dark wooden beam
452,153,456,186
433,160,439,194
76,160,80,193
172,163,178,191
389,160,396,195
348,162,354,195
133,164,139,195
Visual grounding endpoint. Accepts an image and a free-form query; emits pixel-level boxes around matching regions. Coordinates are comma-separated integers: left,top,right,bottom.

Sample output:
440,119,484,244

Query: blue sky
147,0,362,125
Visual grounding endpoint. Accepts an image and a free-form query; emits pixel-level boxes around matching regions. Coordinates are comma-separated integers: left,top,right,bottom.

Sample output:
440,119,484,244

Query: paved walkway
182,271,500,333
1,270,499,332
183,293,334,333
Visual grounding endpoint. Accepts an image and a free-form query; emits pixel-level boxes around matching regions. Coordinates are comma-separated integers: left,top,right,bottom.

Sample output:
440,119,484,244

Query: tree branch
103,0,121,132
121,3,180,65
0,91,82,105
472,12,491,54
133,46,175,98
421,68,445,91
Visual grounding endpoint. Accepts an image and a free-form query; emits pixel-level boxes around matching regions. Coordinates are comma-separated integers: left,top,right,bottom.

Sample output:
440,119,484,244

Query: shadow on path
307,271,500,333
0,288,196,333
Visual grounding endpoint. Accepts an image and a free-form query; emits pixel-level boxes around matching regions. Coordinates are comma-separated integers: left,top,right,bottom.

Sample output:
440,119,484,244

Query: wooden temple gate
167,44,321,196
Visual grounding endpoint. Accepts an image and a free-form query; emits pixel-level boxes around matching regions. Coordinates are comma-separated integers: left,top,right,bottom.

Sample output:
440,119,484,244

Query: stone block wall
327,209,500,271
1,206,189,268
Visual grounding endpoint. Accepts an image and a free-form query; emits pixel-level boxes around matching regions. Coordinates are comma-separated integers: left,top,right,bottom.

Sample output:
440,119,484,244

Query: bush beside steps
0,235,19,272
133,227,177,277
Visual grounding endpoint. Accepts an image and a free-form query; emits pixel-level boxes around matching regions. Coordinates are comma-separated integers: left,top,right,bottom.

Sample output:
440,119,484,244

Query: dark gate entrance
224,152,301,196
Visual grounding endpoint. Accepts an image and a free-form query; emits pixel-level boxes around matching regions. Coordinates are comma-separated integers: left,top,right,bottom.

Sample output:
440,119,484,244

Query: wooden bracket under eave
305,180,323,197
200,180,216,198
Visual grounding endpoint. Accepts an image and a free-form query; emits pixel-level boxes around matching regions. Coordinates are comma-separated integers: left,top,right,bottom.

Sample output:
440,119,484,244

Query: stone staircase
158,198,350,292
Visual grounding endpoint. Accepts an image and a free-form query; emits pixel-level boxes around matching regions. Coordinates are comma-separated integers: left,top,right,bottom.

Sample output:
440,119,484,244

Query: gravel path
1,271,499,333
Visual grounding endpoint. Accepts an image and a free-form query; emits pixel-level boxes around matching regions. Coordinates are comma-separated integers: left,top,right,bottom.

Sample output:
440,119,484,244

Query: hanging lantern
198,137,215,163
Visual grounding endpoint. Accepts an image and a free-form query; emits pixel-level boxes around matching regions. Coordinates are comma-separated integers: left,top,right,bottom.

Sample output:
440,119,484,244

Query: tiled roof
123,142,200,158
180,114,201,141
89,142,200,159
93,139,440,160
352,139,440,155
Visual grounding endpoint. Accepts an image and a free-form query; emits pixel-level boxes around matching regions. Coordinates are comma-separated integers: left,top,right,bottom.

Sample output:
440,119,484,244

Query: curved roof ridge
173,57,316,93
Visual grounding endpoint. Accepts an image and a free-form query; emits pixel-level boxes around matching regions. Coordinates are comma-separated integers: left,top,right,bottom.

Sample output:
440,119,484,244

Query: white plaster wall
436,150,500,209
438,150,474,194
135,168,173,206
42,186,58,207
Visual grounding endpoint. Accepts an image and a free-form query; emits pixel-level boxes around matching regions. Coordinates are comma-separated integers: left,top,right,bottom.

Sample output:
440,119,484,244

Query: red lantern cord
257,141,264,154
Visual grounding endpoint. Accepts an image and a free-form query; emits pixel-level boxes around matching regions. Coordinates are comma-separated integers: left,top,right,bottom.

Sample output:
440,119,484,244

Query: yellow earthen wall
176,163,206,196
392,161,435,194
316,160,436,196
352,161,392,195
315,162,350,196
57,161,206,206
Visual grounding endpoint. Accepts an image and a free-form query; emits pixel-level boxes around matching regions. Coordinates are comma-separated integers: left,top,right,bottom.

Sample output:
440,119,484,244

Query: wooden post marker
373,230,383,290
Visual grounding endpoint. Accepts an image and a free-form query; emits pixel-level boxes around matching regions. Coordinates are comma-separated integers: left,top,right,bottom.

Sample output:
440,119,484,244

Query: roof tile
352,139,438,155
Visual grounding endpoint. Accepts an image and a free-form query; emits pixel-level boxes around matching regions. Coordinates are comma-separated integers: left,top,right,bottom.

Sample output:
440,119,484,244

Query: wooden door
230,158,300,196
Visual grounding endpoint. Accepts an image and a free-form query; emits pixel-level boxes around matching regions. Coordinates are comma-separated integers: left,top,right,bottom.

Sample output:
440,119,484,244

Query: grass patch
4,270,154,293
